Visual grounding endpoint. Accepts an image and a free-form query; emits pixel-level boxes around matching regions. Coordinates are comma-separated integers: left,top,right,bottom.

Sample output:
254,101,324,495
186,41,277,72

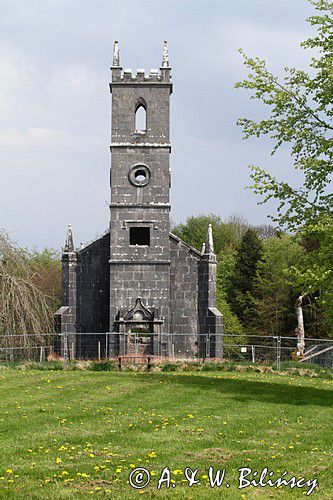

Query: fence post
63,333,68,364
276,336,281,371
98,341,101,361
134,333,138,368
206,333,210,359
147,356,151,372
251,345,255,364
118,356,122,371
105,333,108,360
39,346,45,363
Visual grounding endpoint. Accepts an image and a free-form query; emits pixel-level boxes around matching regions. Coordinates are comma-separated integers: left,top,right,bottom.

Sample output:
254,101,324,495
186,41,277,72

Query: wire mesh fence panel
0,332,332,368
0,333,54,362
300,341,333,368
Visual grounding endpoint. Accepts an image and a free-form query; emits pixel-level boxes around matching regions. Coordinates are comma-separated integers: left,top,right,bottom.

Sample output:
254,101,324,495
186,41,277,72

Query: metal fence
0,332,332,368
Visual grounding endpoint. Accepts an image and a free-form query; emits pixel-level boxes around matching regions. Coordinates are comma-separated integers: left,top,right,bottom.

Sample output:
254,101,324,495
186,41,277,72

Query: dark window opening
134,169,147,182
130,227,150,246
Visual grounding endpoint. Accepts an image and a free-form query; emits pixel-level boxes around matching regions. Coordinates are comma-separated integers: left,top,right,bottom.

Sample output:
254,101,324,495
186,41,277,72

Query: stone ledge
109,260,170,265
110,143,171,149
109,203,170,209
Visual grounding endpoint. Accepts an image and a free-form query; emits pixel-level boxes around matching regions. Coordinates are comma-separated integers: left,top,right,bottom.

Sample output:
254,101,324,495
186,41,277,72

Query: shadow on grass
136,373,333,408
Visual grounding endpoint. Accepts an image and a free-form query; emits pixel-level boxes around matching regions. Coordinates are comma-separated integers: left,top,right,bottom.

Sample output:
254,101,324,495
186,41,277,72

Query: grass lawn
0,369,332,499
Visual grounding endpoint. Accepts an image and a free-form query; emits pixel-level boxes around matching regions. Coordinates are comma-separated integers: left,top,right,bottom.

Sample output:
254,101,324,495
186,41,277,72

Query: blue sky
0,0,314,249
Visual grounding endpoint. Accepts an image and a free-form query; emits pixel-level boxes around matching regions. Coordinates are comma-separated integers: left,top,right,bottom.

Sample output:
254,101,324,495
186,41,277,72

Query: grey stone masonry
55,42,223,359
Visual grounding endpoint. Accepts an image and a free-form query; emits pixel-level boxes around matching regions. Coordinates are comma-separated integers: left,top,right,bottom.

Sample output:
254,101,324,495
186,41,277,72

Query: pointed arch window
135,102,147,134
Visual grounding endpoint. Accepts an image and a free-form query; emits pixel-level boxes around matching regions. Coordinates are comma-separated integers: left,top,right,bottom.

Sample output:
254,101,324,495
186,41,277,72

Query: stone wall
169,233,200,356
76,232,110,333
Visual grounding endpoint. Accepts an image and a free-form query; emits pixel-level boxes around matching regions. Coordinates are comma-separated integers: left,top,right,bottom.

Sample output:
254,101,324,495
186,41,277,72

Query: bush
19,361,64,371
182,361,202,371
202,362,221,371
161,362,180,372
90,360,118,371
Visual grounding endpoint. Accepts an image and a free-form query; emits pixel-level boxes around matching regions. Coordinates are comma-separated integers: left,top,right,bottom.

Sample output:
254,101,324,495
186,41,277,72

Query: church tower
109,42,172,353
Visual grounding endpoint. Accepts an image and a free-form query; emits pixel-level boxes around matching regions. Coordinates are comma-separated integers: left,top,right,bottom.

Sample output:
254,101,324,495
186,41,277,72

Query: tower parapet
111,41,172,86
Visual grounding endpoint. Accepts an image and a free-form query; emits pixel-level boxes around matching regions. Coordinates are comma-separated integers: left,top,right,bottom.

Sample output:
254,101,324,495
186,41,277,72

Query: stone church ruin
55,42,223,359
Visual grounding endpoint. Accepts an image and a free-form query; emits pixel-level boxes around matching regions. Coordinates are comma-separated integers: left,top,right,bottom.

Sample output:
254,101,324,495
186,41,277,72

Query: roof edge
169,232,202,257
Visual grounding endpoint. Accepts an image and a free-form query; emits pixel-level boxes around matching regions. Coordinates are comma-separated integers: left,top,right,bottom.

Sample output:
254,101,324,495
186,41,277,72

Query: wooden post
98,341,101,361
147,356,151,372
118,356,122,371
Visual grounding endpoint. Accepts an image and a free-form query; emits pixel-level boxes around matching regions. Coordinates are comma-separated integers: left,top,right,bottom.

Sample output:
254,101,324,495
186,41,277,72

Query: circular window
128,164,151,187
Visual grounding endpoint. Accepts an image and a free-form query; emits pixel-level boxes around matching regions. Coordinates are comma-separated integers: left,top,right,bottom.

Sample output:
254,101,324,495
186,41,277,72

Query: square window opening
130,227,150,246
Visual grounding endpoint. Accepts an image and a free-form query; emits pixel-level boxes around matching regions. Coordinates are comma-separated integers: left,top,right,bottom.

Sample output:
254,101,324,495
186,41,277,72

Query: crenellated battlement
110,41,171,85
112,67,169,83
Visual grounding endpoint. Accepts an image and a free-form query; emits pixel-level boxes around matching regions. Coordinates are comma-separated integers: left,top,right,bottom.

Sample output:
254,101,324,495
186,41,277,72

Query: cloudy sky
0,0,314,250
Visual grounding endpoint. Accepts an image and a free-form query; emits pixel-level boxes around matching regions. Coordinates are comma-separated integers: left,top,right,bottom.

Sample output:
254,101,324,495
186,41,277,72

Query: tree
292,215,333,335
172,214,239,254
216,252,245,351
0,231,51,336
236,0,333,230
253,235,302,337
0,230,60,341
29,248,62,313
229,228,263,323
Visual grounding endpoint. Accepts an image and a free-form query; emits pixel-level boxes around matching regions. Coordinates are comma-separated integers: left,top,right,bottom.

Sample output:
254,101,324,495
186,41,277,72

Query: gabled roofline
169,232,202,258
76,230,202,258
78,230,110,254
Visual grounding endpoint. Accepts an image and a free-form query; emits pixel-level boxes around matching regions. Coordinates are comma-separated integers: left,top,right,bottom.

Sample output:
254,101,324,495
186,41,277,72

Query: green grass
0,369,332,499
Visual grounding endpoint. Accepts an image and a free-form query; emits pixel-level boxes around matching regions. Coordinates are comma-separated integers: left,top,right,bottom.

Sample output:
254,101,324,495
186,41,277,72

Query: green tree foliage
29,248,62,313
293,215,333,334
253,235,302,336
229,229,263,323
217,251,236,298
216,251,244,337
236,0,333,230
172,214,240,253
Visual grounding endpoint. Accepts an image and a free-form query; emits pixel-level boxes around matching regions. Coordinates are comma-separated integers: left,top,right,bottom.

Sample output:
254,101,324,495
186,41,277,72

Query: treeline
173,214,332,339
